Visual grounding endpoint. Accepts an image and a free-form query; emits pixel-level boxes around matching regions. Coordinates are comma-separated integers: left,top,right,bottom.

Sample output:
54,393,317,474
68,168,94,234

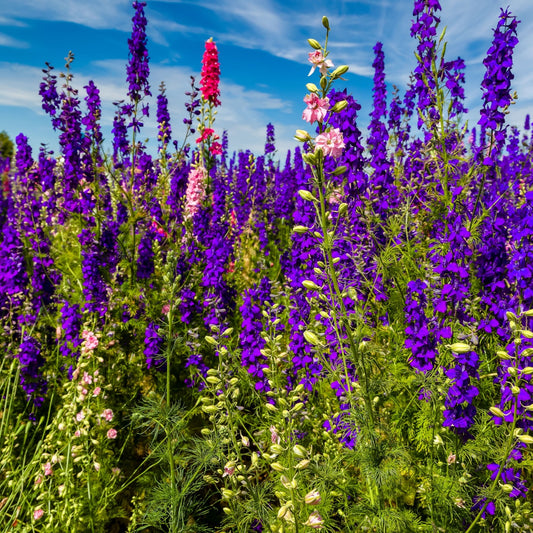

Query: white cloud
0,33,29,48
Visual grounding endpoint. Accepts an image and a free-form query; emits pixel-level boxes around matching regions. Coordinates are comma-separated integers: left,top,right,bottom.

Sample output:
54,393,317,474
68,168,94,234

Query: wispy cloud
0,33,29,48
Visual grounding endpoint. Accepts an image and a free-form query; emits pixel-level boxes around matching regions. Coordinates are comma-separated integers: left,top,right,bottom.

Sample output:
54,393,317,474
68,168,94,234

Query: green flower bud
501,484,514,493
294,129,311,142
270,444,284,455
517,434,533,444
322,16,330,30
523,309,533,317
331,65,349,78
206,376,221,384
271,462,285,472
304,330,321,346
520,330,533,339
302,280,321,291
306,82,319,93
489,406,505,418
497,350,512,359
331,100,348,112
293,444,307,458
205,335,218,346
331,165,347,176
265,403,277,412
447,342,471,353
307,38,322,50
293,225,308,233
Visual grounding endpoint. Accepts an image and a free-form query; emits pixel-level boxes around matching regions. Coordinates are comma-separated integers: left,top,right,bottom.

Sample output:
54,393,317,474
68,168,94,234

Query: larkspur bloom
308,50,334,76
185,165,207,218
107,428,118,439
315,128,345,158
200,38,221,106
302,93,330,123
33,509,44,521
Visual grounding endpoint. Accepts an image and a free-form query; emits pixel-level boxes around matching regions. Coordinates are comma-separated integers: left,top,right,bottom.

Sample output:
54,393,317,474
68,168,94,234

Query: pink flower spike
308,50,334,76
107,428,118,439
33,509,44,521
302,93,330,124
315,128,345,159
185,166,207,219
85,334,98,351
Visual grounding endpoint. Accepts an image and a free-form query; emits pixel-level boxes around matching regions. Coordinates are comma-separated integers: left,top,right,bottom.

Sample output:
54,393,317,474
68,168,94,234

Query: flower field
1,0,533,531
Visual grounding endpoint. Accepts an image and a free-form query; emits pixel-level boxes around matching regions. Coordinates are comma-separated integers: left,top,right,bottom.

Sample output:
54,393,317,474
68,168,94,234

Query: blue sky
0,0,532,158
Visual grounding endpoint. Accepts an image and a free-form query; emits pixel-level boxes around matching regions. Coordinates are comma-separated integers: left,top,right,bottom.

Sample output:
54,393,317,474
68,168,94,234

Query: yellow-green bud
294,129,311,142
302,280,320,291
331,165,347,176
489,406,505,418
307,38,321,50
322,16,330,30
331,100,348,112
306,82,319,93
265,403,277,412
447,342,471,353
222,327,234,336
202,405,219,414
292,402,305,412
303,330,321,346
271,462,285,472
517,434,533,444
523,309,533,317
293,225,308,233
206,376,220,385
501,484,514,493
520,329,533,339
270,444,284,455
295,459,310,469
298,189,317,202
497,350,512,359
331,65,349,78
205,335,218,346
293,444,307,458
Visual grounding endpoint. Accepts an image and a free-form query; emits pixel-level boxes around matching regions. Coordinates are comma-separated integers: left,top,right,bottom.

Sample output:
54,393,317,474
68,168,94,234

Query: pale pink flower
33,509,44,520
102,409,114,422
302,93,330,124
85,334,99,351
308,50,334,76
107,428,117,439
43,462,53,476
94,462,101,472
185,166,206,219
315,128,345,158
111,467,121,476
75,411,85,422
161,304,170,315
93,386,101,397
74,430,81,438
82,330,90,340
34,475,43,485
83,372,93,385
270,425,280,445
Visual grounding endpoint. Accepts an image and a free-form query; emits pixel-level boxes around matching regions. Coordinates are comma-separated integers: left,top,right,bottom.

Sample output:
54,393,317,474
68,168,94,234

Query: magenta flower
315,128,345,158
308,50,334,76
200,38,221,107
107,428,117,439
302,93,330,123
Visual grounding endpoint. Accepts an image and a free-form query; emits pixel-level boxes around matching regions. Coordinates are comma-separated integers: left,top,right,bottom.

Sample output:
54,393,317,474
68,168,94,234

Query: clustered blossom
126,1,151,104
302,93,330,123
308,50,333,76
184,165,207,218
478,9,519,159
315,128,345,158
200,38,221,107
